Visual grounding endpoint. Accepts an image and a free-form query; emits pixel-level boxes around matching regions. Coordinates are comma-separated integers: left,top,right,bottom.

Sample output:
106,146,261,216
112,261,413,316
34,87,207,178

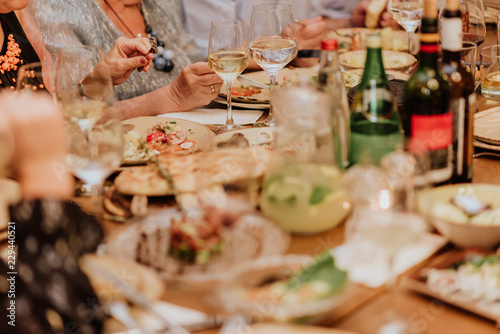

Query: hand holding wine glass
388,0,424,54
248,3,298,127
208,19,249,133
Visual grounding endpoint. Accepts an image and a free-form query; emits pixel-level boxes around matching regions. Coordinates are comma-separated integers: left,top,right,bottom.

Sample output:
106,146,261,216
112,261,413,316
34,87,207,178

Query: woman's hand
164,62,223,112
106,37,156,85
291,16,326,67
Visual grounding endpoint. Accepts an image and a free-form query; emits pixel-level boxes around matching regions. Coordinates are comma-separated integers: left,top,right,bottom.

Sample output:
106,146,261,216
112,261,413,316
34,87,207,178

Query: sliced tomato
231,86,261,96
147,131,168,143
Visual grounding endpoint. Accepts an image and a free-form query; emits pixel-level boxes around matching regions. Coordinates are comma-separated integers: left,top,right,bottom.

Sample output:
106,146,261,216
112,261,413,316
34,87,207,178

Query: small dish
474,106,500,146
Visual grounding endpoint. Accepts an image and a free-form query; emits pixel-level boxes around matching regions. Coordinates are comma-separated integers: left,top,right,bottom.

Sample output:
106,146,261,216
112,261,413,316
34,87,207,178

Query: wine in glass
388,0,424,54
248,3,298,127
208,19,249,133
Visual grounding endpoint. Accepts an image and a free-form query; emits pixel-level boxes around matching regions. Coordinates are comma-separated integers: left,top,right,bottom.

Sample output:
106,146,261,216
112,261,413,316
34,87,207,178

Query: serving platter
219,66,319,105
474,107,500,146
121,116,214,165
401,248,500,322
339,50,417,71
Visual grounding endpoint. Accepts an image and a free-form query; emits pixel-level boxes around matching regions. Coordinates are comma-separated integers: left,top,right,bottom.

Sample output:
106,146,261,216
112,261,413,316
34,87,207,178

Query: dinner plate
213,96,270,110
219,66,319,105
213,127,274,148
105,208,290,289
474,106,500,146
339,50,417,71
121,116,214,165
343,69,410,90
328,28,410,53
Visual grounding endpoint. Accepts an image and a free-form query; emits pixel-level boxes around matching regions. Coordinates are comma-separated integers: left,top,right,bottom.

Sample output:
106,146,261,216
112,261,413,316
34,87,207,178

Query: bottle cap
321,39,338,51
424,0,438,18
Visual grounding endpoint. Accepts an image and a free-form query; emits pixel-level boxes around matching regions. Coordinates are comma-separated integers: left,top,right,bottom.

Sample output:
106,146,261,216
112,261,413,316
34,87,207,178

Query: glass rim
461,41,477,50
480,44,500,56
252,3,292,11
211,18,243,27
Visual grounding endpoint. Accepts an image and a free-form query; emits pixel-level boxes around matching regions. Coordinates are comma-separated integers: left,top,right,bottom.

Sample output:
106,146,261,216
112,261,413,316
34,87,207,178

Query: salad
147,121,195,153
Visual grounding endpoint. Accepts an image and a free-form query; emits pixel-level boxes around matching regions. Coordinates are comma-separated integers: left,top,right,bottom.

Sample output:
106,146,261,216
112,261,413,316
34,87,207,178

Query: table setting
5,1,500,334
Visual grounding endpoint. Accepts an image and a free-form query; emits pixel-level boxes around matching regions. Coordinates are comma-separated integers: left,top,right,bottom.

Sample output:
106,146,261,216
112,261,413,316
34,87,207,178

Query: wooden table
78,25,500,334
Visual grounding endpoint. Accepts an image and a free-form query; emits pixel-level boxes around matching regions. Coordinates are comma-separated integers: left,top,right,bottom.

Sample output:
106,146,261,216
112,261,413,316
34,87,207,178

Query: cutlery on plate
237,75,270,89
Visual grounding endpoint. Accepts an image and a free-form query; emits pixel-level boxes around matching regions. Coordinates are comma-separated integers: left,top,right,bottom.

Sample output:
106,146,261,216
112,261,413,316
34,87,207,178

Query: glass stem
387,255,399,319
268,74,277,117
408,32,414,55
226,80,235,128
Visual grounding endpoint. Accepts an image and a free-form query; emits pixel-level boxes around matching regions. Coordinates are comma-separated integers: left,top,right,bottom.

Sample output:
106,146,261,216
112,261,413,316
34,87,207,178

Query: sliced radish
179,141,194,150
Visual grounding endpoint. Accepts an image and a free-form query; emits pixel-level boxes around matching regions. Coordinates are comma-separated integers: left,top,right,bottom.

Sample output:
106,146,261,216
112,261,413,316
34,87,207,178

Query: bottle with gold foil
441,0,475,183
349,34,402,166
402,0,453,185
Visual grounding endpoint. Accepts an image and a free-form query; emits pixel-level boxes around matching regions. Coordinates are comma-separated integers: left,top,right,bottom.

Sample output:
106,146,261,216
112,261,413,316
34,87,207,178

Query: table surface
80,27,500,334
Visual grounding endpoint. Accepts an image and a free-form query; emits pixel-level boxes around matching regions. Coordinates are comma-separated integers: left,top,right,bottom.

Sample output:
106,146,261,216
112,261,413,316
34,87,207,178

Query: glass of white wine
208,19,249,133
388,0,423,54
248,3,298,127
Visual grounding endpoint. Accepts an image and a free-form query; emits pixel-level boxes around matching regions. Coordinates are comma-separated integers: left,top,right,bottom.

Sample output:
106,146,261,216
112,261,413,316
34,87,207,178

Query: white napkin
331,233,448,289
158,107,264,125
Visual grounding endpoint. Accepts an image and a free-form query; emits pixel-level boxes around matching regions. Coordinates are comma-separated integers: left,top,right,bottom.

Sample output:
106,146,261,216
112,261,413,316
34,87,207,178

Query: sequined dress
35,0,203,101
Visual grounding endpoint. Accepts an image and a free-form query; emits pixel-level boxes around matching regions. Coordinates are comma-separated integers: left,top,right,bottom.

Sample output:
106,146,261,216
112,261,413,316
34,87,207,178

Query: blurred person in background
0,92,106,334
35,0,224,118
321,0,399,29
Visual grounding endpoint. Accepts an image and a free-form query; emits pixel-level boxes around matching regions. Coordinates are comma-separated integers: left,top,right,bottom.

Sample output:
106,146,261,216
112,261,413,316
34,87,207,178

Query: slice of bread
365,0,389,28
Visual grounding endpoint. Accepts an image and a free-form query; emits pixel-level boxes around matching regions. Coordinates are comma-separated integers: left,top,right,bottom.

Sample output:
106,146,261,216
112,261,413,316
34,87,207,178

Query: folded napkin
158,107,264,125
331,233,448,289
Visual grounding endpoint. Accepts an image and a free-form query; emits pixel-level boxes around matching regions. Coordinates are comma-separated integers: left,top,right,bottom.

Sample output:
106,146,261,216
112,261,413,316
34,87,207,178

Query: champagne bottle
317,39,350,170
348,34,403,166
441,0,475,183
402,0,453,185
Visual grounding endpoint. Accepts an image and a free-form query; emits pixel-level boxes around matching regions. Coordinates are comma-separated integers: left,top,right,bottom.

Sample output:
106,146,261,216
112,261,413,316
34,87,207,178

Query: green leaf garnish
309,185,331,205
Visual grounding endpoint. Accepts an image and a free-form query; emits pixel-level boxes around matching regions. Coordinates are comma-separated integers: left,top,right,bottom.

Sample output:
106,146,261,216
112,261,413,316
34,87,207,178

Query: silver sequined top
34,0,203,100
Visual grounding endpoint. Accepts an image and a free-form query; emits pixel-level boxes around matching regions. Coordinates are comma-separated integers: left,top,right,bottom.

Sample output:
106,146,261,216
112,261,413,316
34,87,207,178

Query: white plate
339,50,417,71
328,28,410,53
220,66,319,104
474,106,500,146
214,127,274,148
121,116,214,165
213,96,269,110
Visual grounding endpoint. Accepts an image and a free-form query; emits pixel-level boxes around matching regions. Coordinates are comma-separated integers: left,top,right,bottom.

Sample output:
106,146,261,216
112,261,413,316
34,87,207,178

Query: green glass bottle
402,0,453,185
441,0,475,183
349,34,403,166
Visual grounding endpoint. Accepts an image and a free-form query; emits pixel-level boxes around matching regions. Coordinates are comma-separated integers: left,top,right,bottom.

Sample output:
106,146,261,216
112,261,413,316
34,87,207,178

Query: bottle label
441,18,463,51
409,112,454,151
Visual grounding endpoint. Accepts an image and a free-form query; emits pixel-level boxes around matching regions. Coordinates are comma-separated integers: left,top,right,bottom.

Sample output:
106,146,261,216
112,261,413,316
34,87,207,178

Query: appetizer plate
343,69,410,90
328,28,410,53
213,127,274,148
121,116,214,165
474,106,500,146
339,50,417,71
105,208,290,289
219,66,319,105
401,249,500,322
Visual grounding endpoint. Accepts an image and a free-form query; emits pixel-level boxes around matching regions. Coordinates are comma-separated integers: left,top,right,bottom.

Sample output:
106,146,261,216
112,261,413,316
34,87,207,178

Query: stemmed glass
208,19,249,133
55,46,121,216
461,0,486,46
248,3,298,127
16,62,49,93
387,0,424,54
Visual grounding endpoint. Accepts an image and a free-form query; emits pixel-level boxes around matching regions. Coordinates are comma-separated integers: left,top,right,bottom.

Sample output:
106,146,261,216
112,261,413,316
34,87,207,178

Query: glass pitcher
259,79,351,234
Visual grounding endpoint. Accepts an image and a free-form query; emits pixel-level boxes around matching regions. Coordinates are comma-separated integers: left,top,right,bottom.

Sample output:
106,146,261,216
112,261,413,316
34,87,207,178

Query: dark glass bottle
349,35,402,166
317,39,350,170
441,0,475,183
402,0,453,185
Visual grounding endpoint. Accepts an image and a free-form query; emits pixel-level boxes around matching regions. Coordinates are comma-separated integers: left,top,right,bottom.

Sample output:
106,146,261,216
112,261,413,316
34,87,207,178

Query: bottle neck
359,46,388,90
418,17,440,70
441,8,463,63
318,50,340,71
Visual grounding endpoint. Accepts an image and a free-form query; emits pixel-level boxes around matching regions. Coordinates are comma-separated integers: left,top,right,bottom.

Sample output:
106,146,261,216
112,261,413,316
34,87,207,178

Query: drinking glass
16,62,49,93
387,0,423,54
460,41,478,86
248,3,298,127
462,0,486,46
66,120,123,218
55,46,116,131
208,19,249,133
344,151,428,333
480,45,500,99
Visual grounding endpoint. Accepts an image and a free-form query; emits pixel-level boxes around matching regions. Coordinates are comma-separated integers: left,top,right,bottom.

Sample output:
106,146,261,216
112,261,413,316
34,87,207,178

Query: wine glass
387,0,424,54
16,62,49,93
248,3,298,127
66,119,123,218
461,0,486,46
208,19,249,133
55,46,116,131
